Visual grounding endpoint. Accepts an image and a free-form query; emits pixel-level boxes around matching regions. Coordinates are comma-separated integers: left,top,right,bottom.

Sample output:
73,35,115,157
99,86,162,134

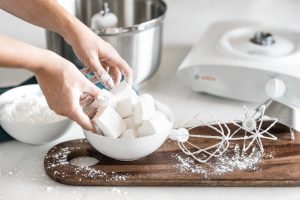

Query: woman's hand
0,0,133,89
35,51,100,131
0,0,134,130
63,23,133,89
0,35,102,131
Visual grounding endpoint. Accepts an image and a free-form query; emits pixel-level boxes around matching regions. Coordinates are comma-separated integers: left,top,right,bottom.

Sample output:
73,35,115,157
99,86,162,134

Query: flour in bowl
0,94,66,125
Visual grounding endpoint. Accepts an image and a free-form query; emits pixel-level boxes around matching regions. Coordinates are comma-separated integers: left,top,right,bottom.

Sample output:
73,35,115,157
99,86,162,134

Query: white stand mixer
177,21,300,106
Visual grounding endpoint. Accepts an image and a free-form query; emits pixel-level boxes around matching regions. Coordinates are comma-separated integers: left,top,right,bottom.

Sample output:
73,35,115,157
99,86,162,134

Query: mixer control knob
265,78,286,99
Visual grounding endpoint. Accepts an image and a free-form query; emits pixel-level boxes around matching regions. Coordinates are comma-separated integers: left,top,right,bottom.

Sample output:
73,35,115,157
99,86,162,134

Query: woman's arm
0,0,74,38
0,34,99,131
0,0,133,87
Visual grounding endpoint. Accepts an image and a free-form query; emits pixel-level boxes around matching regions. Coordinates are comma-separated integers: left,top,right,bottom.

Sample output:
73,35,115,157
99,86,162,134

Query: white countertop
1,0,300,199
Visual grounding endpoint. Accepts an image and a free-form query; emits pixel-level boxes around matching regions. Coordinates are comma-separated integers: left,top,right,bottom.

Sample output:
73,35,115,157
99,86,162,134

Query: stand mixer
177,21,300,106
177,21,300,133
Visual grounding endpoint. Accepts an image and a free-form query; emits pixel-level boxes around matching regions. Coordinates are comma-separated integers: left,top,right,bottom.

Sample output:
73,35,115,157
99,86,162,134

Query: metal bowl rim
93,0,167,36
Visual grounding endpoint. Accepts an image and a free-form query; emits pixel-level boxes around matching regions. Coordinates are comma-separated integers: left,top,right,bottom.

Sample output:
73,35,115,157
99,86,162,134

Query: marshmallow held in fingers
92,106,126,138
111,81,137,100
89,89,117,109
133,94,156,125
137,111,170,137
94,71,114,89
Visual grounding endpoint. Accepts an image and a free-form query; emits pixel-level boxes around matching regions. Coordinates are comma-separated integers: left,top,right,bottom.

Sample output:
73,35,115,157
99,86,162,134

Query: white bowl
0,84,73,145
84,100,174,161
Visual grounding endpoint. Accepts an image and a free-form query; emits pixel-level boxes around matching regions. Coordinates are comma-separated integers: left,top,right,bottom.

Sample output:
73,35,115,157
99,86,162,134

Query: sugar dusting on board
44,139,276,182
45,139,130,182
172,144,276,178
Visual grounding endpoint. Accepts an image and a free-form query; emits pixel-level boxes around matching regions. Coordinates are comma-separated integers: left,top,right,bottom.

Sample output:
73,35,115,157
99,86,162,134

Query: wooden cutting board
44,122,300,186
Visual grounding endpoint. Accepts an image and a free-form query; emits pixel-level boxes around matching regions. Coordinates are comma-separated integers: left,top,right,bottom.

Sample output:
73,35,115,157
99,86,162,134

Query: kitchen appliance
46,0,167,86
177,21,300,106
263,99,300,139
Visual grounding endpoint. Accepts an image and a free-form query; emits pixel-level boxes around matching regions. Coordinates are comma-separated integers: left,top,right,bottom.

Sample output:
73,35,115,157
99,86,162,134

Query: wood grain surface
44,122,300,186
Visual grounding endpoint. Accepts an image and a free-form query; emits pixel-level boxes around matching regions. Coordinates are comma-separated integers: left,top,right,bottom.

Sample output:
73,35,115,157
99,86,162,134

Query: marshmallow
120,129,138,139
133,94,156,125
111,81,137,100
92,106,126,138
137,111,170,137
90,89,117,109
116,97,137,118
123,116,139,130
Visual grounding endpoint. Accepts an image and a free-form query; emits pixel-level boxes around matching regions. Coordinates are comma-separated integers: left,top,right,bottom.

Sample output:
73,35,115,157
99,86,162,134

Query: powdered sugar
45,142,274,183
45,142,130,182
173,144,275,178
0,94,65,124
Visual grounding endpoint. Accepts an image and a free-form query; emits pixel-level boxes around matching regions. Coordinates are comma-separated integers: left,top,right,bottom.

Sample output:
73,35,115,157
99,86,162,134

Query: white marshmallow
111,81,137,100
120,129,138,139
133,94,156,125
92,106,126,138
137,111,170,137
116,97,137,118
90,89,117,109
123,116,139,130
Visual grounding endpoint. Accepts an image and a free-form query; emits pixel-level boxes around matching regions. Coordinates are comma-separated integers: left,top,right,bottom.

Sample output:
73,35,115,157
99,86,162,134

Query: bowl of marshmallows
84,81,174,161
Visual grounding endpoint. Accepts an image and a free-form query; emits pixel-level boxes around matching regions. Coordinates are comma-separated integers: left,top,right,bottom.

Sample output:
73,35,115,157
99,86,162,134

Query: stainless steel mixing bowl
46,0,167,86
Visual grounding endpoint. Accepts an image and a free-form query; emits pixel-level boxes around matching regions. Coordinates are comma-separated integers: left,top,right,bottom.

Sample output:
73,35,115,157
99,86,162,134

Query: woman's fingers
87,54,114,89
79,93,94,108
100,44,133,85
109,66,122,85
108,55,133,85
80,67,93,75
101,63,121,85
81,78,100,98
68,104,95,131
84,106,98,119
70,90,95,131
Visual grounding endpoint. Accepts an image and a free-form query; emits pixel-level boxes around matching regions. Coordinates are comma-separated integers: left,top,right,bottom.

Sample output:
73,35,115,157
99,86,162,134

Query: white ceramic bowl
84,100,174,161
0,84,73,145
